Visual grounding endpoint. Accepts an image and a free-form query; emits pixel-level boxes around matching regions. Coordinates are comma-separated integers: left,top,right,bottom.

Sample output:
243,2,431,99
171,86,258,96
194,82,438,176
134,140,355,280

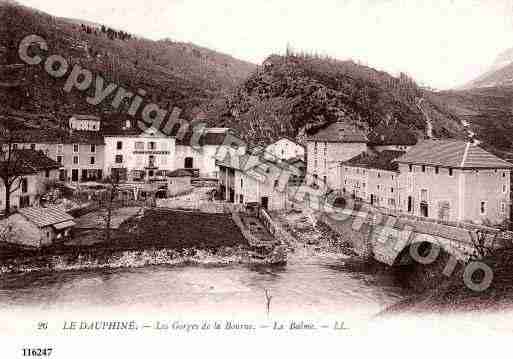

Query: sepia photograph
1,0,513,357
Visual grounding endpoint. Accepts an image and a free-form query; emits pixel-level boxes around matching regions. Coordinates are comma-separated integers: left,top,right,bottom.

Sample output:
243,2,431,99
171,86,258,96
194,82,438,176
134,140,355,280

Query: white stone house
394,140,513,225
265,137,305,162
306,122,368,190
103,124,176,181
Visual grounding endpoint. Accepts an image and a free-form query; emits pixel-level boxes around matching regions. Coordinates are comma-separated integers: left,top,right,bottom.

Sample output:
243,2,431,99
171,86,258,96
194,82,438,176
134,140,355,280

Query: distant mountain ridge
462,47,513,89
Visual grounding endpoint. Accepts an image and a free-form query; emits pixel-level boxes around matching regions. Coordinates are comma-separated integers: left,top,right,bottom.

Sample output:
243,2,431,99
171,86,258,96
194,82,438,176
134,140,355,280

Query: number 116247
22,348,53,357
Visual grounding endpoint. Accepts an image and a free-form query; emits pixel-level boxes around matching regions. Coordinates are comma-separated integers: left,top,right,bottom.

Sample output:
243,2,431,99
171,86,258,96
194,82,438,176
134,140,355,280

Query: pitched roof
394,140,513,169
100,115,146,136
18,207,75,228
367,122,418,146
0,149,61,176
270,137,305,148
344,150,405,172
11,128,104,145
308,122,368,143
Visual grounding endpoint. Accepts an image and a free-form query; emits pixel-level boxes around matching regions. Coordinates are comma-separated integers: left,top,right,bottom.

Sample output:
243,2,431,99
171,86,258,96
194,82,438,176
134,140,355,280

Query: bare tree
469,229,501,260
0,128,24,215
98,169,124,242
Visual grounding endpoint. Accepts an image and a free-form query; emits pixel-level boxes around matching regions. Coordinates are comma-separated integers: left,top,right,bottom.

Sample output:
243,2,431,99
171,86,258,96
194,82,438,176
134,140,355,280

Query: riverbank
0,209,258,274
381,248,513,315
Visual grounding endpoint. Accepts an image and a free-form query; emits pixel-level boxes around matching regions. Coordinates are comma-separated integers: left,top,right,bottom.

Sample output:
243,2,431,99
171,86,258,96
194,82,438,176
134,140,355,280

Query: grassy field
0,209,246,263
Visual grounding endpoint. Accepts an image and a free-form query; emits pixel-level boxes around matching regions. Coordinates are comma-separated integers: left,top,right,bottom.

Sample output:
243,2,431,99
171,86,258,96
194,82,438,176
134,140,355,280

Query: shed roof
18,207,75,228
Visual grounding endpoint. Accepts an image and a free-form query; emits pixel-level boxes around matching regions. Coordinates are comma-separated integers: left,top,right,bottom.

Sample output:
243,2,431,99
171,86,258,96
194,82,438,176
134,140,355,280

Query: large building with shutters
341,140,513,225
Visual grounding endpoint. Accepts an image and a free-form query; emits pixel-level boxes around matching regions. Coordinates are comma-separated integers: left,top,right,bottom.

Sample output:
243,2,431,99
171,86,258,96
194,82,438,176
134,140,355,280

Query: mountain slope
429,87,513,157
0,2,255,121
205,53,468,146
462,47,513,89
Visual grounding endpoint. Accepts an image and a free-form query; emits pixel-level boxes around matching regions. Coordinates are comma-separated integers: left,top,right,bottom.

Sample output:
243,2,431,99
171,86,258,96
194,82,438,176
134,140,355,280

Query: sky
17,0,513,89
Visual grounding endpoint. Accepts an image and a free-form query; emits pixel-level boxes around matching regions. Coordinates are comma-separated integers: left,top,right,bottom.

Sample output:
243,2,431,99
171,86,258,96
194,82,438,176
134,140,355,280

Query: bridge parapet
317,204,511,266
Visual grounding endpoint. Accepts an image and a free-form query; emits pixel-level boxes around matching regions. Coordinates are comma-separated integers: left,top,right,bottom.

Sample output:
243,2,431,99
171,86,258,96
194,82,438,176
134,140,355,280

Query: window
45,170,50,178
12,143,17,150
73,144,79,153
30,144,36,150
56,155,63,164
503,184,507,193
449,168,453,176
57,144,63,153
503,172,507,178
274,180,279,188
148,142,156,150
409,164,413,172
391,187,394,193
501,202,507,213
90,156,95,165
240,194,244,204
421,189,428,202
115,155,123,164
73,156,79,165
116,141,123,150
241,179,243,188
135,141,144,150
422,165,426,172
435,166,439,174
480,201,486,215
323,176,327,184
90,144,96,153
21,178,28,193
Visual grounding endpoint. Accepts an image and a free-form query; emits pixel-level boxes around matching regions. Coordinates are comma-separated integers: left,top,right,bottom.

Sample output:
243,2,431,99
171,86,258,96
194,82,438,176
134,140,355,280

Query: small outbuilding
0,207,75,247
167,169,193,197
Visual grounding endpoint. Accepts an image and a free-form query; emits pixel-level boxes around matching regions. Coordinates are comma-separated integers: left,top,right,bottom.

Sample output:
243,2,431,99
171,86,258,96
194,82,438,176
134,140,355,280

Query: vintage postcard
1,0,513,357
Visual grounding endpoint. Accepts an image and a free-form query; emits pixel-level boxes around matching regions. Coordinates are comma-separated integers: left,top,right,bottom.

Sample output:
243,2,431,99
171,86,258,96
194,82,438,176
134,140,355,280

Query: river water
0,250,410,321
0,210,415,325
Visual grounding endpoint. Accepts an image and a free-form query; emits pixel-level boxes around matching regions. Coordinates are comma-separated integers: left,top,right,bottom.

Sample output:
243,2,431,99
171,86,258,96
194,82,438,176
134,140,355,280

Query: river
0,250,411,321
0,209,416,326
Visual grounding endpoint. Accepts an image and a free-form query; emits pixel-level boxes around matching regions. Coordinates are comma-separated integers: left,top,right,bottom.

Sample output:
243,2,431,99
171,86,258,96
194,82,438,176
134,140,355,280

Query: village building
265,137,305,161
340,150,405,210
102,118,176,182
0,149,61,211
286,157,306,185
217,154,289,211
341,139,513,225
0,207,75,247
167,169,193,197
306,122,368,189
175,127,246,179
394,140,512,225
69,114,101,132
10,128,105,183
